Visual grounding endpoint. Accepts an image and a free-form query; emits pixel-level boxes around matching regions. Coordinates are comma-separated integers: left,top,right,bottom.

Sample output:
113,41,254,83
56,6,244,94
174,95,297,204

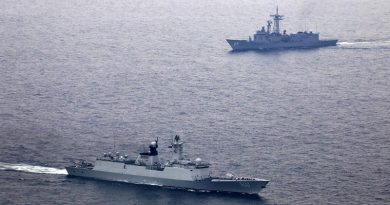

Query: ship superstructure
66,135,269,194
226,7,337,51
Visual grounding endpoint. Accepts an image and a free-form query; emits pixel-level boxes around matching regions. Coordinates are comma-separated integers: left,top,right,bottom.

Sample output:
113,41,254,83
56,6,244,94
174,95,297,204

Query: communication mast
270,6,284,34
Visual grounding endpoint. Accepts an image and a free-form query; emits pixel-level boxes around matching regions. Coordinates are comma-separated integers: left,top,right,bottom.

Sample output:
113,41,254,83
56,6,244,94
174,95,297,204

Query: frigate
66,135,269,195
226,7,337,51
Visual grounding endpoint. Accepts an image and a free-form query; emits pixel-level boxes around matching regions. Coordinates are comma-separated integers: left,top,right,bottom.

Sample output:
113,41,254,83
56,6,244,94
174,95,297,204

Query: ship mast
170,135,184,162
270,6,283,34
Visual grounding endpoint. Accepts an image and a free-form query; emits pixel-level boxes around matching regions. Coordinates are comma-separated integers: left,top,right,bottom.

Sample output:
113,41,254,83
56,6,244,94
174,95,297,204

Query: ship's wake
0,162,68,175
338,39,390,49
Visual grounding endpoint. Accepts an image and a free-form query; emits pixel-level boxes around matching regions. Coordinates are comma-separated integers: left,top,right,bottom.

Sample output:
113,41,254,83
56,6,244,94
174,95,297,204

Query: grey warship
66,136,269,195
226,7,337,51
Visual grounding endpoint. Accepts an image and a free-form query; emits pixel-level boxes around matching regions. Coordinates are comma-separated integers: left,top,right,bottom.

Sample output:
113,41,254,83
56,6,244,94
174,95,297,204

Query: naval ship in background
226,7,337,51
66,136,269,195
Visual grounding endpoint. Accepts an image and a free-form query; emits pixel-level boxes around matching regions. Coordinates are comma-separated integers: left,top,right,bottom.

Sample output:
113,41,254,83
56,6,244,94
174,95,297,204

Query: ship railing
73,160,94,169
167,160,210,169
146,163,165,171
217,176,258,181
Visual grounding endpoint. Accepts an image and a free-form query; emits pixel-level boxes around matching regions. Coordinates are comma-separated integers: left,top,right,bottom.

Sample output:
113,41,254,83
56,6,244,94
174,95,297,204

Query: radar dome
195,158,202,163
226,173,234,179
150,141,157,147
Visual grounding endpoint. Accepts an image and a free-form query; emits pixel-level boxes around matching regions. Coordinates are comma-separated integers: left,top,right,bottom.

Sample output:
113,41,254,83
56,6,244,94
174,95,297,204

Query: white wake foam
338,40,390,47
0,162,68,175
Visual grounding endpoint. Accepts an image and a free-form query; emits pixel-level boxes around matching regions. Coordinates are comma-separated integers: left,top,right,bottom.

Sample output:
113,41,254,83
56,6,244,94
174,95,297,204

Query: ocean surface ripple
1,0,389,204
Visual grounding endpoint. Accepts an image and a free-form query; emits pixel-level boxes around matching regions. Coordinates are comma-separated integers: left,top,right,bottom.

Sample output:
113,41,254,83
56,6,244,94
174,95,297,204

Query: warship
66,135,269,195
226,7,337,51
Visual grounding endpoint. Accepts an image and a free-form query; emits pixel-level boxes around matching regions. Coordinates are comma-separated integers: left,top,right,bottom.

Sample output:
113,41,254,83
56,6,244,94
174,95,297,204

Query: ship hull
226,39,337,51
66,166,268,195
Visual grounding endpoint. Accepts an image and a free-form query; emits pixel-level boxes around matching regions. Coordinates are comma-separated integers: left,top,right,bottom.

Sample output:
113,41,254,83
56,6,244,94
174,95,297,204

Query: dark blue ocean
1,0,389,204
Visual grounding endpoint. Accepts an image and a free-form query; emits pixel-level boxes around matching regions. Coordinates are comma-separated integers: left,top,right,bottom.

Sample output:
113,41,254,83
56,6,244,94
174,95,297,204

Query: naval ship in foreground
226,7,337,51
66,136,269,195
